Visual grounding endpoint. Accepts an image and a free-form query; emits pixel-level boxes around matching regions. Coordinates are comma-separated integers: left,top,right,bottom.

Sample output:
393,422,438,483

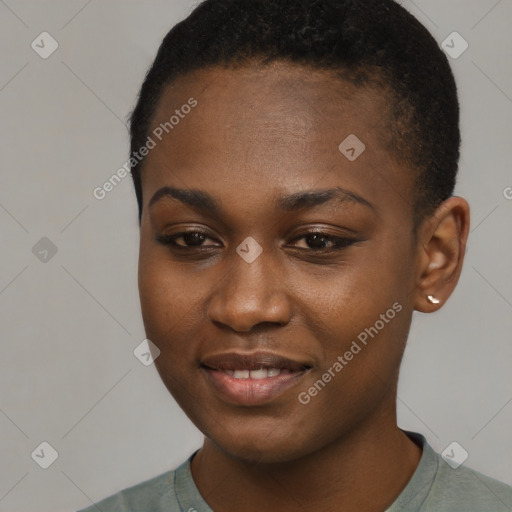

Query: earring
427,295,440,304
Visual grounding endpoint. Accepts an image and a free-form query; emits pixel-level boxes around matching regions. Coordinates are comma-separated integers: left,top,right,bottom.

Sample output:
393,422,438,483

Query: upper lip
200,351,312,372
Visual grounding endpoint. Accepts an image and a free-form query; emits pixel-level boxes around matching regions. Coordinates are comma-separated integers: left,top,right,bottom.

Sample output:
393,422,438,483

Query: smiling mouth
215,368,302,379
200,351,312,374
200,351,312,405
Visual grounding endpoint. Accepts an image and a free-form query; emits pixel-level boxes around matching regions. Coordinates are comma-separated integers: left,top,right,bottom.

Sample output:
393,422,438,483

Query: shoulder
424,454,512,511
76,467,179,512
390,432,512,512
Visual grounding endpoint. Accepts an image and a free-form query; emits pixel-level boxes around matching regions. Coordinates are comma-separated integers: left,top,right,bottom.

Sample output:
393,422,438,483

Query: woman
79,0,512,510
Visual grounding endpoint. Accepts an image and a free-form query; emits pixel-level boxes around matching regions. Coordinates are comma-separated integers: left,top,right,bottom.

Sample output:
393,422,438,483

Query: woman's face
138,62,420,463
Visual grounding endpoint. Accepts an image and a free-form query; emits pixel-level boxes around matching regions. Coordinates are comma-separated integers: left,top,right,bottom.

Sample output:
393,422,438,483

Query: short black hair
129,0,460,226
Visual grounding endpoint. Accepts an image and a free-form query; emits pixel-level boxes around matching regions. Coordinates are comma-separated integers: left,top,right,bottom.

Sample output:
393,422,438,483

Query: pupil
308,234,327,248
185,232,205,246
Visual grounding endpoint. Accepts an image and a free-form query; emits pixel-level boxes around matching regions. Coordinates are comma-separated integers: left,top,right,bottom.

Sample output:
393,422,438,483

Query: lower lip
202,368,309,406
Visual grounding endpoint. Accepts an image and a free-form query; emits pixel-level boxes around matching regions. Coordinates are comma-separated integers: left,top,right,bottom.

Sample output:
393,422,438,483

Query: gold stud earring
427,295,440,304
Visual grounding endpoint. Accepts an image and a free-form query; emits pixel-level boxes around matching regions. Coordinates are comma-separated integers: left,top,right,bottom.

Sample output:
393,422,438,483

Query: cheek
138,256,205,410
137,249,196,351
296,248,412,403
299,253,404,338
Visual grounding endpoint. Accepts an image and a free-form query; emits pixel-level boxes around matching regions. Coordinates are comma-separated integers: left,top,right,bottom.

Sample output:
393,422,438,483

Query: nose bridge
207,243,291,331
230,245,274,298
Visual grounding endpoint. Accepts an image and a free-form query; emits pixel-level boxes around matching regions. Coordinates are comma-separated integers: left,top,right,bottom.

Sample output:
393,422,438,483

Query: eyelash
155,230,358,252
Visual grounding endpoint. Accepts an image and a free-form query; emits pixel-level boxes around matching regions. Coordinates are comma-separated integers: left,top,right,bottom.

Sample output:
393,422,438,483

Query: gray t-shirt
77,432,512,511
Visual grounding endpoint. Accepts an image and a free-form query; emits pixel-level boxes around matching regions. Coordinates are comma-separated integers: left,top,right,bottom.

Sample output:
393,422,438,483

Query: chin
204,419,318,465
219,439,304,465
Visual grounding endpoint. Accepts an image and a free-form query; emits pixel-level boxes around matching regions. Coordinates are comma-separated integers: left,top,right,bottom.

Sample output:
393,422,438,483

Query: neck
190,408,422,512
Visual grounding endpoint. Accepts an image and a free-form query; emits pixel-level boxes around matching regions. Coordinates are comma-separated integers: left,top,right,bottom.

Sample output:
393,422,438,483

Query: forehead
142,61,413,219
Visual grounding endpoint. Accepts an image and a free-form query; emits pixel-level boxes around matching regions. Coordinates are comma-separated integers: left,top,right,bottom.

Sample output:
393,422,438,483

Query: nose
207,249,292,333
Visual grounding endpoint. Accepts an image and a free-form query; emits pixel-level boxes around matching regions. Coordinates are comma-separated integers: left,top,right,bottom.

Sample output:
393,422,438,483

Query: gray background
0,1,511,510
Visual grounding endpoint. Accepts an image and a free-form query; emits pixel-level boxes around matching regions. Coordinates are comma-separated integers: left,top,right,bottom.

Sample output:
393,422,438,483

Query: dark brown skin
137,61,470,512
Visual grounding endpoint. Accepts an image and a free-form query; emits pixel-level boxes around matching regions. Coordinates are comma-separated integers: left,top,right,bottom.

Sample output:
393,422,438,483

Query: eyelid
155,229,221,248
286,223,358,240
155,227,360,251
287,233,359,250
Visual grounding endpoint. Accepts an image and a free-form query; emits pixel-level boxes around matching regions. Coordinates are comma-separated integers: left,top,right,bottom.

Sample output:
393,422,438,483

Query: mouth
200,351,312,406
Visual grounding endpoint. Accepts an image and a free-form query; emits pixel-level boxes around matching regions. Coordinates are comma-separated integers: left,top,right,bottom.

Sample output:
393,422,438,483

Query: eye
290,232,358,251
155,229,359,252
155,230,221,248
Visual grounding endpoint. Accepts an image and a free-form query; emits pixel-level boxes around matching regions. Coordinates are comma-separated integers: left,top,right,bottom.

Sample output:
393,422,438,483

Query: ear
414,196,470,312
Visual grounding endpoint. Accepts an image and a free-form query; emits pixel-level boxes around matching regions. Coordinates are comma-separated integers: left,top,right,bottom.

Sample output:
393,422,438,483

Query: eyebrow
148,185,374,215
149,186,220,214
277,187,374,211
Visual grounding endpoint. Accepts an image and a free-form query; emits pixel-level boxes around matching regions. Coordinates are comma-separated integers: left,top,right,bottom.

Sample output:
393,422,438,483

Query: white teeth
226,368,282,379
249,368,268,379
232,370,250,379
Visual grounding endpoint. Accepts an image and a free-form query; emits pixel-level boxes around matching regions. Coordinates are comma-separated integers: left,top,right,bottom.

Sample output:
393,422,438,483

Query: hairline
133,58,430,230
